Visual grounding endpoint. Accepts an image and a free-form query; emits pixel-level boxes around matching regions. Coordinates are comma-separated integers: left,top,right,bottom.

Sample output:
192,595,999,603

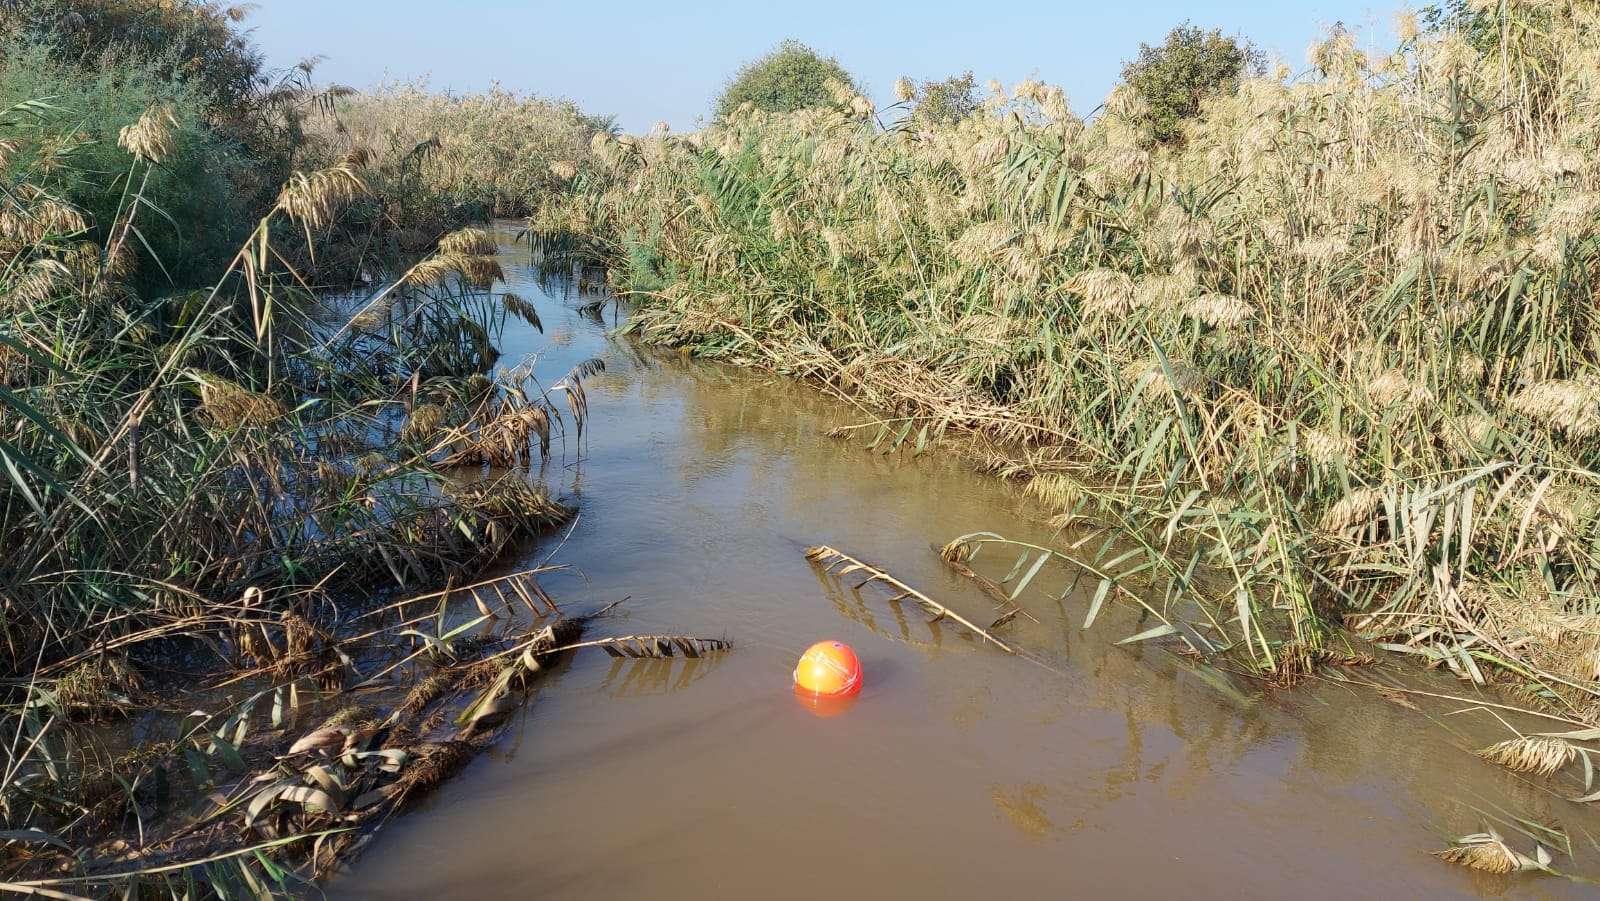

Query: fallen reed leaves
1,586,731,895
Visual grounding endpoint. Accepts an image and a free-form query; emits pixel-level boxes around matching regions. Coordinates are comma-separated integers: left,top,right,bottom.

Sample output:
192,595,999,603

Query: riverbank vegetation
0,3,645,894
538,1,1600,728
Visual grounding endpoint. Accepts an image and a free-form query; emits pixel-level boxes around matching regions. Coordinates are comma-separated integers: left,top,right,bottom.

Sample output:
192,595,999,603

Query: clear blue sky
248,0,1403,133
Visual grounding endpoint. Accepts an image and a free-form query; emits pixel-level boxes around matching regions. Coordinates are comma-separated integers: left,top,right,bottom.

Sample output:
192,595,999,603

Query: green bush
1121,23,1260,145
910,71,980,125
715,40,860,120
1421,0,1501,51
0,43,252,288
0,0,266,128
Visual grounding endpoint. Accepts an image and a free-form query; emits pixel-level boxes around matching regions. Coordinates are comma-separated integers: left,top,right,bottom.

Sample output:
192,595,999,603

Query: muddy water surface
335,229,1600,899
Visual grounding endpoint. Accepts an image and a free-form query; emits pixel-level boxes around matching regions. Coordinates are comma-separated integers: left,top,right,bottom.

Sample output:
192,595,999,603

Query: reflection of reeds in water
806,545,1015,653
989,783,1056,839
807,556,954,651
599,654,725,697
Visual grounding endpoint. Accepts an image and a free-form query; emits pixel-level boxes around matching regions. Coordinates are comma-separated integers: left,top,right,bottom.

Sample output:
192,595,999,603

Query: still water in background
335,227,1599,900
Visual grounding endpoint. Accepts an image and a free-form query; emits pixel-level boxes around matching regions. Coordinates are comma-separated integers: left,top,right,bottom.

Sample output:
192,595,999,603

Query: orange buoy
793,640,862,697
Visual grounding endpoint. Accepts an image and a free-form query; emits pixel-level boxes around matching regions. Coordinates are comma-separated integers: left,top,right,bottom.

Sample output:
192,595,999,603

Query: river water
334,227,1600,899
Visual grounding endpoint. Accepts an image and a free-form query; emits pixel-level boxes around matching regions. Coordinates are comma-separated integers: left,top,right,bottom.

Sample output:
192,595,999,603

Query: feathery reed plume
339,143,374,169
1396,11,1420,41
404,253,504,288
966,135,1009,169
118,104,178,163
1133,273,1194,309
1509,379,1600,438
1073,268,1135,316
1365,369,1430,409
275,165,368,228
1443,413,1497,455
438,227,498,257
1183,293,1253,329
947,221,1014,265
501,292,543,329
824,78,856,107
194,375,285,427
813,136,849,166
1124,358,1203,397
1300,428,1354,467
400,403,447,443
1294,235,1348,265
1318,487,1383,533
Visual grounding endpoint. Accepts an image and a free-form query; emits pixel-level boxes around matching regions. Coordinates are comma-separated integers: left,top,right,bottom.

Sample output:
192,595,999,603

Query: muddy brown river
334,227,1600,899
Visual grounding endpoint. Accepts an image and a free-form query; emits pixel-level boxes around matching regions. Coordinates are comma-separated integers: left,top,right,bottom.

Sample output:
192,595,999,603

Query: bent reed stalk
540,3,1600,722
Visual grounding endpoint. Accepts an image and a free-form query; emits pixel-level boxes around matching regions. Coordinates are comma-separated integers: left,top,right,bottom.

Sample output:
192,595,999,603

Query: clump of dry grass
1476,735,1578,776
52,656,141,721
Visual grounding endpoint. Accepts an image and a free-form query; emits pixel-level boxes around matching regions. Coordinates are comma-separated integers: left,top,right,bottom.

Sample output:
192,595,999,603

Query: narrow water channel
335,226,1600,899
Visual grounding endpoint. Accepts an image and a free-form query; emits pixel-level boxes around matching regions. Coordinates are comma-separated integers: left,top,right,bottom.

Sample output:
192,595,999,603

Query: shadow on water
332,224,1600,900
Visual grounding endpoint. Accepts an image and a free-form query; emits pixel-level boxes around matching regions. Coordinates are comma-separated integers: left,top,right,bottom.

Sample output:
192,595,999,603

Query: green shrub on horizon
714,39,861,121
1121,22,1261,145
908,71,981,125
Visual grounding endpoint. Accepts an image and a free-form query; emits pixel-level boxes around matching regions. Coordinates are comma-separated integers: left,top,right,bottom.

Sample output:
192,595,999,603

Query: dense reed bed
541,2,1600,721
316,81,612,222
